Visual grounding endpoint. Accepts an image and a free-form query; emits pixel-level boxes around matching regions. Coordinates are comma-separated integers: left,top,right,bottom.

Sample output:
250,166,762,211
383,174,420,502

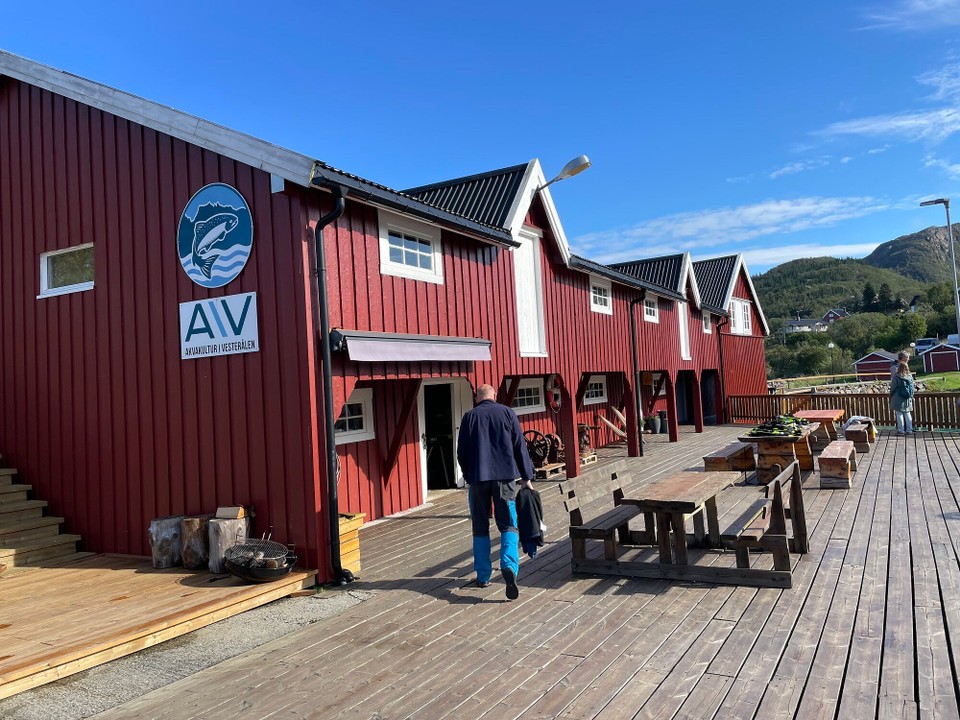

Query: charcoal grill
224,534,297,583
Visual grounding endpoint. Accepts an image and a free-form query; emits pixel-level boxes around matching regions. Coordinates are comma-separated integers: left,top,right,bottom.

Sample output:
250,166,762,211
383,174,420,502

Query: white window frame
511,378,546,416
334,388,376,445
648,372,667,398
377,210,443,285
678,302,691,360
583,375,608,406
590,278,613,315
702,312,711,334
729,298,752,335
643,296,659,323
38,243,94,298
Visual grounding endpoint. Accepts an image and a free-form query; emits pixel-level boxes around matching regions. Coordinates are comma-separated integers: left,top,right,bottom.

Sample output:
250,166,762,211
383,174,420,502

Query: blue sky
5,1,960,272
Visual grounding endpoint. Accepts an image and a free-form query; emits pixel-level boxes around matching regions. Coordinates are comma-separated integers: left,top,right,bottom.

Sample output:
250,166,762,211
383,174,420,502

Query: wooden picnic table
573,470,791,587
793,408,845,450
738,422,819,485
620,470,740,566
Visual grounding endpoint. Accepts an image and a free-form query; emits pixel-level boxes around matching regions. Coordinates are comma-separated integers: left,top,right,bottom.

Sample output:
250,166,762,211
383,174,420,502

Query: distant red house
822,308,849,323
920,344,960,373
854,350,897,380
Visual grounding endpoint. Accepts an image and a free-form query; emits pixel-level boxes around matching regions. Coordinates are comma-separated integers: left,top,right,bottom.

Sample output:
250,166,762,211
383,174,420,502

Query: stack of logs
148,507,251,573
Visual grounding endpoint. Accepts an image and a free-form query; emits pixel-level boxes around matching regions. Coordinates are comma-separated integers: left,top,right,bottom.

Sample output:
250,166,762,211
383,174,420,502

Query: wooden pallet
535,462,565,480
580,453,598,467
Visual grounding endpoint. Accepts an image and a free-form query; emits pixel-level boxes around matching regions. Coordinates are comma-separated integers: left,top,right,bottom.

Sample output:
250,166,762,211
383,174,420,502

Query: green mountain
753,257,928,321
862,224,958,283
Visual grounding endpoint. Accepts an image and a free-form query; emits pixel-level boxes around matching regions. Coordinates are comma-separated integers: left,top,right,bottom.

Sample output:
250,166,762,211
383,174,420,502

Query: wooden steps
0,464,85,568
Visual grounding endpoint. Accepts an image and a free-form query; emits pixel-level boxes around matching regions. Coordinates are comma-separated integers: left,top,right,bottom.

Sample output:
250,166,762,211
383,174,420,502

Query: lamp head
539,154,592,191
920,198,949,207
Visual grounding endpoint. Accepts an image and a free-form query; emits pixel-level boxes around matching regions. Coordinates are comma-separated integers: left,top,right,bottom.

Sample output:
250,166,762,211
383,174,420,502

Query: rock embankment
768,379,928,394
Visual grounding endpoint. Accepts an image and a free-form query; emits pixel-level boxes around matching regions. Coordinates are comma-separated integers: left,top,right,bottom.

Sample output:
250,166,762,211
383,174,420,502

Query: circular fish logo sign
177,183,254,288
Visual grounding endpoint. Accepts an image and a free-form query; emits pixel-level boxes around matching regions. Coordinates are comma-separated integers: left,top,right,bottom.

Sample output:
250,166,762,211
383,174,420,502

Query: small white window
729,298,752,335
678,302,691,360
511,378,545,415
583,375,608,406
377,210,443,284
39,244,94,298
643,297,659,323
702,312,711,334
334,388,375,445
648,372,667,397
590,279,613,315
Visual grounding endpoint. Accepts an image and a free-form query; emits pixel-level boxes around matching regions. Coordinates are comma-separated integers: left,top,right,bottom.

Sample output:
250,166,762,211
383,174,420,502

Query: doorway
423,384,455,490
675,371,696,425
701,370,719,425
417,378,473,497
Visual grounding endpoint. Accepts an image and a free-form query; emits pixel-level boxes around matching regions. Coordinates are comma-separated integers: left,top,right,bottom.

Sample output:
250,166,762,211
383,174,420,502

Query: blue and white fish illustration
191,213,239,279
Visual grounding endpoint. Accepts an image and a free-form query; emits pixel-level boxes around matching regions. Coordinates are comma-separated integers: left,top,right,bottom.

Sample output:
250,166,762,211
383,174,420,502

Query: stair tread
0,483,30,494
0,516,65,535
0,499,47,514
0,533,81,556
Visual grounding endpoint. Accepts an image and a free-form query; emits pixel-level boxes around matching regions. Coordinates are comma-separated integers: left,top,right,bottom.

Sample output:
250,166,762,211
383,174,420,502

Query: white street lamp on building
920,198,960,341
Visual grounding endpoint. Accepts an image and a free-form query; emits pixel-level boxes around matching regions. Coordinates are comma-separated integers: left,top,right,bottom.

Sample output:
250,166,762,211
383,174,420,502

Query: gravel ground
0,587,374,720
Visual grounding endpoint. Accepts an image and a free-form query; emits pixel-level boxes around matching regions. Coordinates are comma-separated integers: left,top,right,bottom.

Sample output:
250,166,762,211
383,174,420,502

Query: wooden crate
579,453,598,467
535,462,565,480
338,513,365,575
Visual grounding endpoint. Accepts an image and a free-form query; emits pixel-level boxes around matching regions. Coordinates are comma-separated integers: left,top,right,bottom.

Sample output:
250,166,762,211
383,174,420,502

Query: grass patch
920,371,960,392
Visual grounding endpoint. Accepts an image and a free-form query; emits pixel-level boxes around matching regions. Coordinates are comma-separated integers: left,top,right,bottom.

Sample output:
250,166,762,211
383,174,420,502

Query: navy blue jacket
457,399,535,484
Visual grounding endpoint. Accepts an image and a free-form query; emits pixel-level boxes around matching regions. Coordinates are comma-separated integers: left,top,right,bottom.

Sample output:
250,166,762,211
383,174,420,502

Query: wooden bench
560,472,646,563
844,422,871,453
721,461,808,573
819,439,858,489
703,442,756,472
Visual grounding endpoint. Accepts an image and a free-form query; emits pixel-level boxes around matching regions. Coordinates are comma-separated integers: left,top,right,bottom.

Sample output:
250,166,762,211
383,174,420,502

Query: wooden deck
89,426,960,718
0,554,315,700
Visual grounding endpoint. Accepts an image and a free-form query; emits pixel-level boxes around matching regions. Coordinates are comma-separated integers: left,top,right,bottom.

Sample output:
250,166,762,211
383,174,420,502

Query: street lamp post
920,198,960,341
827,342,836,377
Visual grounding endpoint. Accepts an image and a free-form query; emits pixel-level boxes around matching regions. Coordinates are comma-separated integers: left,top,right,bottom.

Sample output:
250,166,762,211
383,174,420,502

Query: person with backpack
890,361,915,435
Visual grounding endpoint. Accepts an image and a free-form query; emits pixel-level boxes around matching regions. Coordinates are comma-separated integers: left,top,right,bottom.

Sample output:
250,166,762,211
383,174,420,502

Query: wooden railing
728,392,960,430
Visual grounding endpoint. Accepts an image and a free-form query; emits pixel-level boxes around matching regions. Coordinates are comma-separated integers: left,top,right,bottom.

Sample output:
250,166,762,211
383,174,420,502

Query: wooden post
208,517,252,574
148,516,184,569
691,371,704,433
665,373,679,442
624,377,640,458
558,378,580,479
180,515,212,570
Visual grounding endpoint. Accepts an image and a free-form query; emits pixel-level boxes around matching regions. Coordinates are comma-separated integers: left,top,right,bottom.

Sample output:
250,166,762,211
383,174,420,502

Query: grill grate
224,534,292,568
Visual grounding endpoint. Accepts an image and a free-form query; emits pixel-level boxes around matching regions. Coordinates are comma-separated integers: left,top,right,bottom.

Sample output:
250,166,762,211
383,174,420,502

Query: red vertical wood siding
0,80,325,571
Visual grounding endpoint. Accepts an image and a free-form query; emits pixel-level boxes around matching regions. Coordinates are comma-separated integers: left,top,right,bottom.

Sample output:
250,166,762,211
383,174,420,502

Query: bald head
476,384,496,402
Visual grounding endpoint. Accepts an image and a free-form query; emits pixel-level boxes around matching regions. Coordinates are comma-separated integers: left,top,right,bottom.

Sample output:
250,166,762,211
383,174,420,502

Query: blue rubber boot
473,535,492,585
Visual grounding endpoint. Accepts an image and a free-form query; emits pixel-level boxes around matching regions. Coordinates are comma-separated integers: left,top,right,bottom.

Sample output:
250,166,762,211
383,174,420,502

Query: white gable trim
502,159,573,266
678,253,702,309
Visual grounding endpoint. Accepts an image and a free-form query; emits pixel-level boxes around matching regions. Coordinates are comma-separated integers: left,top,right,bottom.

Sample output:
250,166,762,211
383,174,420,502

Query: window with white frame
702,311,712,334
334,388,375,444
511,378,545,415
647,372,667,397
583,375,608,405
729,298,753,335
377,210,443,284
590,279,613,315
678,302,691,360
39,244,94,298
643,296,659,323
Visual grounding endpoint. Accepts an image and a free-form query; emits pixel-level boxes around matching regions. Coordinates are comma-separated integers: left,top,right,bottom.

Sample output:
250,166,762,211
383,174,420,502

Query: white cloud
819,107,960,142
918,63,960,100
867,144,892,154
840,156,853,164
925,154,960,176
571,196,891,264
769,157,830,178
741,242,882,270
726,175,751,184
863,0,960,31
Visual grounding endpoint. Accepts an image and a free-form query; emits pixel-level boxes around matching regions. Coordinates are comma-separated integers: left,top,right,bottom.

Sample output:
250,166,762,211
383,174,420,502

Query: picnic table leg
691,508,706,547
656,512,673,564
704,496,721,546
825,420,838,441
670,512,689,565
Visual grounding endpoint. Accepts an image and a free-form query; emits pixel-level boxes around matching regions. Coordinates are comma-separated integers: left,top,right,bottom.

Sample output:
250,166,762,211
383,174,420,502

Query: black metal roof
569,255,685,300
609,254,686,296
692,255,739,313
403,163,529,230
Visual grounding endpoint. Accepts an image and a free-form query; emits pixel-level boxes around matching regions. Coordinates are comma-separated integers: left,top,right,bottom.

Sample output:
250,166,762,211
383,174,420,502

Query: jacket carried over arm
457,399,536,484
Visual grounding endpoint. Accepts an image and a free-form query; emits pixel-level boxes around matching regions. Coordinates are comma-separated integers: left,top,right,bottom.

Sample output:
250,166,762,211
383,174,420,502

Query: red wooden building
854,350,897,380
920,344,960,373
0,51,770,582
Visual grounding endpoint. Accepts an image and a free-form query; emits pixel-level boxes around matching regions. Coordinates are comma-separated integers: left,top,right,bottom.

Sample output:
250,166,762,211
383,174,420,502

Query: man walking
457,383,535,600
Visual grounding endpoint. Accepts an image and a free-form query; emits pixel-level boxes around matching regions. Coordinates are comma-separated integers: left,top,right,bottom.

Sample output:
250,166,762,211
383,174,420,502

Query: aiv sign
179,292,259,360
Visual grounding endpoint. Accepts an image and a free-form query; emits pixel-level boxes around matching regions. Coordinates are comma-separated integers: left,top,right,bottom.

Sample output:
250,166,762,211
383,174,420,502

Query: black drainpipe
629,292,646,457
716,314,729,424
310,179,353,585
